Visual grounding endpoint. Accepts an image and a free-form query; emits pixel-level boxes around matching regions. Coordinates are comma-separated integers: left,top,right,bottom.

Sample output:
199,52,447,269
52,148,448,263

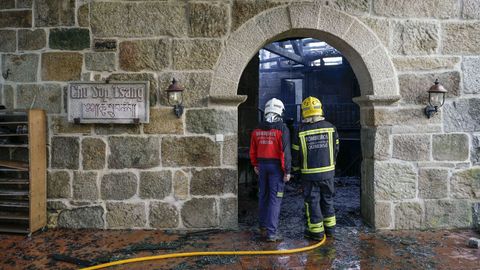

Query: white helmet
264,98,285,116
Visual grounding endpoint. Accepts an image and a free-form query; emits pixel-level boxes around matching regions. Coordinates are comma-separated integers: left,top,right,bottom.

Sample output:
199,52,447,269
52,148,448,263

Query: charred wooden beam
291,40,304,56
260,56,283,63
263,44,308,66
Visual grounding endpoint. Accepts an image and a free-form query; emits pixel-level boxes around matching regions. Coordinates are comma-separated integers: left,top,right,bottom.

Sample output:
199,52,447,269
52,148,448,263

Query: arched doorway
209,3,400,229
237,37,364,235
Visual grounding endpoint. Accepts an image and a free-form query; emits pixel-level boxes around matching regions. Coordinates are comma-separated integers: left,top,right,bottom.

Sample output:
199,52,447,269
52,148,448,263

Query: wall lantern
425,79,447,119
166,78,184,118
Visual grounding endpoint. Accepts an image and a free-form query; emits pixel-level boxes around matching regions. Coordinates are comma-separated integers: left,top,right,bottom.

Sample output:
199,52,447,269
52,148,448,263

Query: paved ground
0,178,479,269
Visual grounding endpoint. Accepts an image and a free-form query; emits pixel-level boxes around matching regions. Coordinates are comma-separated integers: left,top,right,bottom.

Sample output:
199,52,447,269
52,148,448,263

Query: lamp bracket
173,104,183,118
425,105,438,119
2,69,11,80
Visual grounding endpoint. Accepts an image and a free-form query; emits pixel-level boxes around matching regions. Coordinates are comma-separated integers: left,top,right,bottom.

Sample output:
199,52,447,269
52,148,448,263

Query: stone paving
2,0,480,231
0,223,478,269
0,178,478,269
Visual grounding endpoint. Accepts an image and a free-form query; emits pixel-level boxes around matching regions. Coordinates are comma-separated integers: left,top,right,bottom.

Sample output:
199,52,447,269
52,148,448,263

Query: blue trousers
258,163,285,237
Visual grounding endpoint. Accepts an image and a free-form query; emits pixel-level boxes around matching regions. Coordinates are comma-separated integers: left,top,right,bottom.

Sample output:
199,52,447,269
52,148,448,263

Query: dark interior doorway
237,38,363,236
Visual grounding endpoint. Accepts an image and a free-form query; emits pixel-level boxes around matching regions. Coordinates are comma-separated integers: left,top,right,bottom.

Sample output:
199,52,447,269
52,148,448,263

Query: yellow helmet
301,96,323,118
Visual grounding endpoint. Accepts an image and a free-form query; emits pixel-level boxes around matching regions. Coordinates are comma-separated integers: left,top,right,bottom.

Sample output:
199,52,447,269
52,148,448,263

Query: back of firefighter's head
301,96,324,122
264,98,284,123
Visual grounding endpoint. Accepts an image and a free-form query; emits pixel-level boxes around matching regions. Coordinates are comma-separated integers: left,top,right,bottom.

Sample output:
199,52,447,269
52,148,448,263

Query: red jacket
249,122,291,174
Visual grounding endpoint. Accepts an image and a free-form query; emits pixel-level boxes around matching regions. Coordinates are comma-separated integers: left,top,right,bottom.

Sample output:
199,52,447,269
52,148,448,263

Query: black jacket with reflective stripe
292,120,339,181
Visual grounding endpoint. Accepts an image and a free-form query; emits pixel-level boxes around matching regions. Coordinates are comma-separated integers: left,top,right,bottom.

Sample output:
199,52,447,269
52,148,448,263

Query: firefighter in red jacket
250,98,291,242
292,96,339,240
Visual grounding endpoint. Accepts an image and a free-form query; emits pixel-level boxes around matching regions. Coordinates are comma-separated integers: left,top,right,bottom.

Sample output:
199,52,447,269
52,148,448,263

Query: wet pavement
0,178,479,270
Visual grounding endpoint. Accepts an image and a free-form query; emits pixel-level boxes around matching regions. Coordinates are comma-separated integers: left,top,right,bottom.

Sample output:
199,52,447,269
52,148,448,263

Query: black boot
266,234,284,242
304,230,324,241
325,227,335,237
256,227,267,237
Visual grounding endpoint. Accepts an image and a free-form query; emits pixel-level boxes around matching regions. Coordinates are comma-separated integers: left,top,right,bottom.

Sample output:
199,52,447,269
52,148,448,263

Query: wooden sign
67,81,149,124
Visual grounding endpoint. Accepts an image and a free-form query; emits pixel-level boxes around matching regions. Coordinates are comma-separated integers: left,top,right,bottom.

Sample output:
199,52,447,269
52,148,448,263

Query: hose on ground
80,235,327,270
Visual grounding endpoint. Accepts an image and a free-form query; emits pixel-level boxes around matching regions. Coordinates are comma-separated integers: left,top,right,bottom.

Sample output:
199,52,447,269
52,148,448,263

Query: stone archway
209,3,401,228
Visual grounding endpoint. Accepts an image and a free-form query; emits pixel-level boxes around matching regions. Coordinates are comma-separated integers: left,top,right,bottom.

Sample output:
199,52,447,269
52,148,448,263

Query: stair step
0,213,29,221
0,179,29,185
0,121,28,125
0,224,29,234
0,190,29,196
0,144,28,148
0,201,29,209
0,160,29,170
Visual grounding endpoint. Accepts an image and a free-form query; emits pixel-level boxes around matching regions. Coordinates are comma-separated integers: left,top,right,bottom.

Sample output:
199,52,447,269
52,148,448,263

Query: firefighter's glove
254,166,259,175
283,174,291,183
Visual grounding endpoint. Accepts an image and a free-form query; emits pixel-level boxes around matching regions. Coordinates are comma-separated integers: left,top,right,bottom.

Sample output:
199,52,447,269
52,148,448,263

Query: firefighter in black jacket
292,96,339,240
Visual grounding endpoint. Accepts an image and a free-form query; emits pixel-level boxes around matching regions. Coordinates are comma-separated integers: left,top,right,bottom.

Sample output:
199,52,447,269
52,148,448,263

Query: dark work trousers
258,162,285,237
303,178,335,234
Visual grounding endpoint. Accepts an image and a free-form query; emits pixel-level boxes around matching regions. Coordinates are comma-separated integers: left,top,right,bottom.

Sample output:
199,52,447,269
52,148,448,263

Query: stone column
170,94,247,229
354,95,400,229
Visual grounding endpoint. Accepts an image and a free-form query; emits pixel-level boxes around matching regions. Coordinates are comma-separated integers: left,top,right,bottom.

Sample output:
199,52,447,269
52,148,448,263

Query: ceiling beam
290,40,304,56
260,56,287,63
263,44,308,66
260,52,343,64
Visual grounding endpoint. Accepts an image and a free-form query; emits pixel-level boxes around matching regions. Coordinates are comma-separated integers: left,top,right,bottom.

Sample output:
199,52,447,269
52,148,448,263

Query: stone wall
238,55,259,148
356,0,480,229
0,0,238,230
0,0,479,230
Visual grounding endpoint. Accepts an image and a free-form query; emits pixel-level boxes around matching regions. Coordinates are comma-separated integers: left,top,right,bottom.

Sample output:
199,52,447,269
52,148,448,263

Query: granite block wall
0,0,478,230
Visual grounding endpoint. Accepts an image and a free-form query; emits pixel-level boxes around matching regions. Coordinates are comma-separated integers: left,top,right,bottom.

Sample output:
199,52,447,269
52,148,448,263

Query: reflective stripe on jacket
292,120,339,181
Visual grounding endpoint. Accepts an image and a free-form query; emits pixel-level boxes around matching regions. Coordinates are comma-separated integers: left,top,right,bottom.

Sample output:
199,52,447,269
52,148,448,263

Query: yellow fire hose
80,235,327,270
